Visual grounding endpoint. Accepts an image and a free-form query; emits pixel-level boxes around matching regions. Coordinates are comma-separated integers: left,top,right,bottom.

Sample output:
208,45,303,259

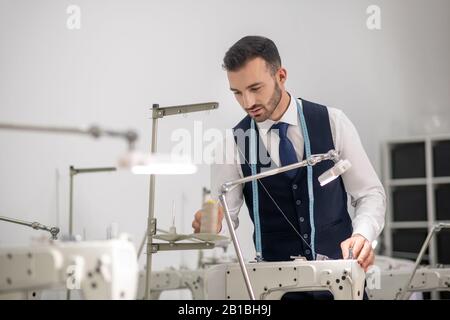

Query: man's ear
278,67,287,84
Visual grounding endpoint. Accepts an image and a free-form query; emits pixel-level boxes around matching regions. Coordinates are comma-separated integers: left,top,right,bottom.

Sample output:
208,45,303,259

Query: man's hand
192,205,224,233
340,234,374,271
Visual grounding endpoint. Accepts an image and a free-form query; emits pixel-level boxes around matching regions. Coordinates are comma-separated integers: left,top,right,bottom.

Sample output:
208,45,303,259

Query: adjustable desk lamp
219,149,351,299
0,121,195,238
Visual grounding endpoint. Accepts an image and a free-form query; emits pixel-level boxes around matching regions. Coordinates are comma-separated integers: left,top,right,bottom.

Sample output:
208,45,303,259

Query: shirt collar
257,92,298,136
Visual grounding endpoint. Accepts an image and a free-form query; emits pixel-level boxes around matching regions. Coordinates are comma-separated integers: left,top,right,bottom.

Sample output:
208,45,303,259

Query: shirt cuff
218,215,239,236
218,223,227,236
352,223,377,244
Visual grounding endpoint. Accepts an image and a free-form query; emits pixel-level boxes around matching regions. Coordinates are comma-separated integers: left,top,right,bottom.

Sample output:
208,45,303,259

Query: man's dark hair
222,36,281,75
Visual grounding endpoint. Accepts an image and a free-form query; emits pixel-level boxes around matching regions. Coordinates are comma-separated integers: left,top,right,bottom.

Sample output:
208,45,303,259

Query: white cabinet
381,135,450,299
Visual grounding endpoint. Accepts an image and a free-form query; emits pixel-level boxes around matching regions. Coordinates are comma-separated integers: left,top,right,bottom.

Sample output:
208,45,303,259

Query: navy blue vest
232,98,353,262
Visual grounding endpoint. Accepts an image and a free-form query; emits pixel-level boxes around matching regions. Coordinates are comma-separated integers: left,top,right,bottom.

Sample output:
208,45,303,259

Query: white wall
1,0,449,298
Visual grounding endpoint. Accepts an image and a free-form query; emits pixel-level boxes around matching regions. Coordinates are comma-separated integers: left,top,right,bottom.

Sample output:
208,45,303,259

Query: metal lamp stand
143,102,219,300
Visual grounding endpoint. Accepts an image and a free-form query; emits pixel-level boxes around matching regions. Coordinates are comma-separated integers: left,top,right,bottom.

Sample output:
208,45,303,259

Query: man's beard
254,82,282,122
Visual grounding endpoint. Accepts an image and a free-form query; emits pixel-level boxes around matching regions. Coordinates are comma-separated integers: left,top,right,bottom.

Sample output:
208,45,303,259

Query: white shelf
390,221,450,229
391,251,430,261
390,221,428,229
386,134,450,144
387,177,450,186
388,178,427,186
382,135,450,299
432,177,450,185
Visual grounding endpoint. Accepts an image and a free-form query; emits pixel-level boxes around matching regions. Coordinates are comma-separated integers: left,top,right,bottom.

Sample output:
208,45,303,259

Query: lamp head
318,159,351,186
118,152,197,175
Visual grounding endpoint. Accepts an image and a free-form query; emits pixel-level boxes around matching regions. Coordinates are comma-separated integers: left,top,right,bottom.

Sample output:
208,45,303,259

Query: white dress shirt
211,94,386,243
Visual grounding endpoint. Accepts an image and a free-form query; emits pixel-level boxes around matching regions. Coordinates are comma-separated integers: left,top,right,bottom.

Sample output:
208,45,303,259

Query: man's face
227,57,282,122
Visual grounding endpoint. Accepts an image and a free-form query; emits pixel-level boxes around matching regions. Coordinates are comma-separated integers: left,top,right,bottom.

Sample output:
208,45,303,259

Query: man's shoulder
300,98,344,119
300,97,326,109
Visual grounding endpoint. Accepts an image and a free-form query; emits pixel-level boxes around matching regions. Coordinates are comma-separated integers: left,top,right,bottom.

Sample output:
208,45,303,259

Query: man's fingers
192,220,200,232
193,205,223,234
218,204,224,218
340,239,353,259
351,238,366,258
362,250,375,271
368,251,375,267
340,240,348,252
357,241,372,265
192,211,202,233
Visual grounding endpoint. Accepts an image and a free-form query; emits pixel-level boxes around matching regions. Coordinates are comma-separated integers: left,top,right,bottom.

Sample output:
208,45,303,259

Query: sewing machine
0,236,138,300
136,255,450,300
366,256,450,299
136,268,206,300
138,257,365,300
202,258,365,300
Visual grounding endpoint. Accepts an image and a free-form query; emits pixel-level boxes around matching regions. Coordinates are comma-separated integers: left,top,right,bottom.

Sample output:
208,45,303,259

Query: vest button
296,200,301,206
299,217,305,223
305,249,311,255
292,184,298,190
303,234,308,239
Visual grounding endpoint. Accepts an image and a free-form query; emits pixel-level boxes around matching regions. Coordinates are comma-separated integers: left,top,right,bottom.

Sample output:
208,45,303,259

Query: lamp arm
218,149,343,299
0,123,138,151
0,215,60,240
221,150,340,193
